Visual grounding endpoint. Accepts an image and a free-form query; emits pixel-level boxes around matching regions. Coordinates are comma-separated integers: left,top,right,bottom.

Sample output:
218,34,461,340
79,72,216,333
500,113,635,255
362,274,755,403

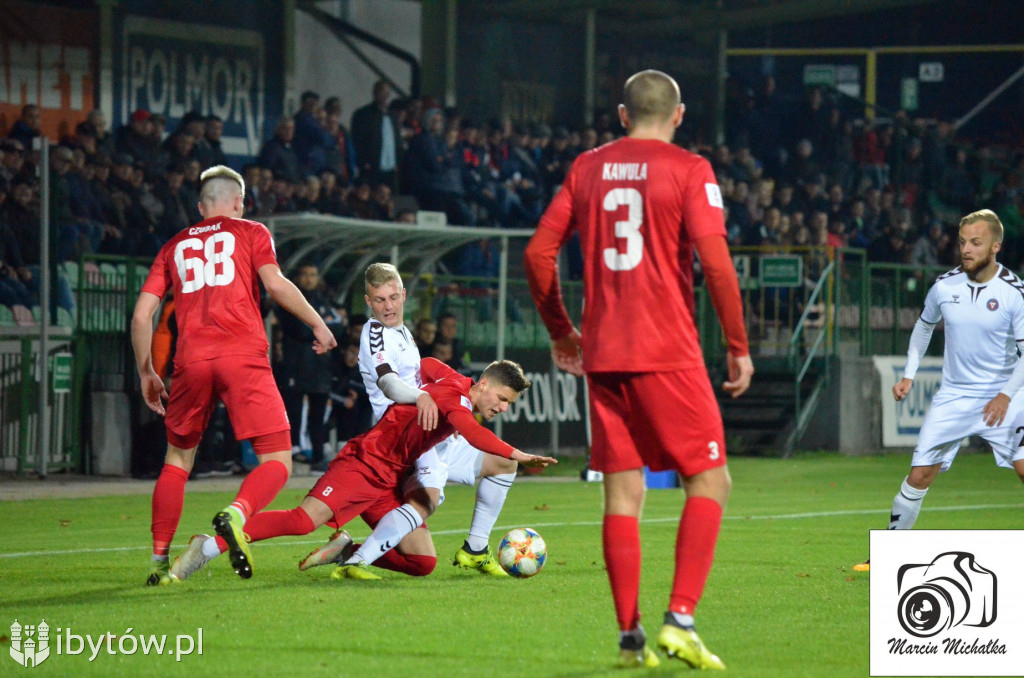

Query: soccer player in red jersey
166,357,557,582
524,70,754,670
131,165,338,586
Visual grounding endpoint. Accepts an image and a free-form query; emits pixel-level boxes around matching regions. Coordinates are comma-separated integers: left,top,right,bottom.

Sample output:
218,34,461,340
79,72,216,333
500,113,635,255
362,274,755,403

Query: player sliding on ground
132,165,337,586
168,358,556,581
854,209,1024,573
300,263,523,578
525,69,753,670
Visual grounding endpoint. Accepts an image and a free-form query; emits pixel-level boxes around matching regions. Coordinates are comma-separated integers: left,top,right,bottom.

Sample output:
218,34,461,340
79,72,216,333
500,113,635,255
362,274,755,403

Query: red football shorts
165,354,289,449
308,455,405,530
587,369,726,476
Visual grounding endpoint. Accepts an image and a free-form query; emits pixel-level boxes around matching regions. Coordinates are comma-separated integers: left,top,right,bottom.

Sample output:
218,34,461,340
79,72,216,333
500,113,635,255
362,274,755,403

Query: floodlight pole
495,234,509,439
38,140,51,479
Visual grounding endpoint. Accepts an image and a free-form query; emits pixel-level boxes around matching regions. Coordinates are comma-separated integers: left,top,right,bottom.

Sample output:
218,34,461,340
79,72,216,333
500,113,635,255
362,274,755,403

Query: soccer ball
498,527,547,578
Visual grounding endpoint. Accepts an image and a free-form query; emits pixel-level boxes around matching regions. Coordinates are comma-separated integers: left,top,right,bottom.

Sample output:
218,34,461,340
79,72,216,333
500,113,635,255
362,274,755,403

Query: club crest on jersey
988,298,999,311
951,294,960,304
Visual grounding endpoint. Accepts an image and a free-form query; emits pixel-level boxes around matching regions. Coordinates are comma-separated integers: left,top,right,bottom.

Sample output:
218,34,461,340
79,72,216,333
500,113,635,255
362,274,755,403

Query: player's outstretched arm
131,291,169,415
258,264,337,354
510,449,559,468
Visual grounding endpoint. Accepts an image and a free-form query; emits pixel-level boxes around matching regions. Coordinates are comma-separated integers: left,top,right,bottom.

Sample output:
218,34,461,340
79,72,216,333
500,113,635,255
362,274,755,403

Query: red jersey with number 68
141,216,278,368
537,138,725,372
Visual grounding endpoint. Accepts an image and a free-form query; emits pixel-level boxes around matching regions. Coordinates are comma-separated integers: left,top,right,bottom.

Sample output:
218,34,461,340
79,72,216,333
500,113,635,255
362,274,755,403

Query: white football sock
201,536,223,558
466,473,516,552
889,477,928,530
346,503,422,566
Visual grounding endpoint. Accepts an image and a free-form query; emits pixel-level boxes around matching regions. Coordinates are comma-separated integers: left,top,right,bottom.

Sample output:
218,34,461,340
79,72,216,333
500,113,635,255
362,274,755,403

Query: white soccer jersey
921,264,1024,397
358,318,422,422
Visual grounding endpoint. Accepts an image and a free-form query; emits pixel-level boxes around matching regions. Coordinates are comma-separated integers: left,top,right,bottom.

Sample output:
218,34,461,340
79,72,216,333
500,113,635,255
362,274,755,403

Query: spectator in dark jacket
350,79,399,188
275,263,341,472
259,117,302,183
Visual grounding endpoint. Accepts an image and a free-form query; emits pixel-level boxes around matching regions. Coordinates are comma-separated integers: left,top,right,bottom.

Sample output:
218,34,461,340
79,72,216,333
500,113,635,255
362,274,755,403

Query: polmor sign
120,16,267,160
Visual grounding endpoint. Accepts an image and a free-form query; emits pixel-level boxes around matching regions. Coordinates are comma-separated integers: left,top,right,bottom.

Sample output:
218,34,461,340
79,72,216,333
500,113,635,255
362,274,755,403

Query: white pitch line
1,503,1021,560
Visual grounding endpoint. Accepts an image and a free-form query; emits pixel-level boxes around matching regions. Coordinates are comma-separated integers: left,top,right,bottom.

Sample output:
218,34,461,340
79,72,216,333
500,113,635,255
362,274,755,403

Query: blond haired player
855,209,1024,572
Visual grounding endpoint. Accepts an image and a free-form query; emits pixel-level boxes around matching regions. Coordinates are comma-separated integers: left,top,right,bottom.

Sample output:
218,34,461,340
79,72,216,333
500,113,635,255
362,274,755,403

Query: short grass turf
1,451,1022,677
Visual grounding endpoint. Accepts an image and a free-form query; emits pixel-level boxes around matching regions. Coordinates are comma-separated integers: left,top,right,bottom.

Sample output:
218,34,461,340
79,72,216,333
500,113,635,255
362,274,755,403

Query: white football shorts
912,389,1024,471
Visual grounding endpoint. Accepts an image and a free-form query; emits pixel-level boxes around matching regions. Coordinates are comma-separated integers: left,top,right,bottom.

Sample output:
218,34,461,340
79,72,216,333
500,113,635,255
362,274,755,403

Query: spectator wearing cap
8,105,41,152
350,79,399,189
259,117,302,183
115,109,158,171
204,115,228,167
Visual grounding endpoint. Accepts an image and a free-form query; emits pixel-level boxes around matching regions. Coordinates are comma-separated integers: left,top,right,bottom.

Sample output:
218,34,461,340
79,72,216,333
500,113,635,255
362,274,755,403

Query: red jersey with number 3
141,216,278,368
537,138,725,372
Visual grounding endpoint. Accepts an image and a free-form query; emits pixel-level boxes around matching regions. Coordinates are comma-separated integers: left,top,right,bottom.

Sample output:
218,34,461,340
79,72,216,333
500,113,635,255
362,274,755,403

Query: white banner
872,356,944,447
869,530,1024,676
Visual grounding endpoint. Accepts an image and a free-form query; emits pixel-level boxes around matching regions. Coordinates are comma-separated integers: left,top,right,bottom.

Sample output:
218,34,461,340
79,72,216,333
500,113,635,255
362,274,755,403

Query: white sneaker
170,534,215,581
298,530,353,571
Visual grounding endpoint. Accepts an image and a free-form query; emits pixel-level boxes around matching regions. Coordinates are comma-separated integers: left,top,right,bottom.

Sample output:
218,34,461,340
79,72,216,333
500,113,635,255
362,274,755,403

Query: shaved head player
525,70,753,670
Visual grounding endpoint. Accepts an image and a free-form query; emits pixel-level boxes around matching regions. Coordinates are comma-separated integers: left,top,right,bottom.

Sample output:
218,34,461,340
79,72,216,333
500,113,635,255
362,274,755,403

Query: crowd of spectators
3,76,1024,324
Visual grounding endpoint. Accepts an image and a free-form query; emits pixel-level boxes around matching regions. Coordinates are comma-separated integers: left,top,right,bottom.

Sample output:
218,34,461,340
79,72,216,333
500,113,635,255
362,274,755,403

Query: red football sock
230,460,289,519
372,550,437,577
669,496,723,615
603,514,642,631
241,507,315,544
151,464,189,558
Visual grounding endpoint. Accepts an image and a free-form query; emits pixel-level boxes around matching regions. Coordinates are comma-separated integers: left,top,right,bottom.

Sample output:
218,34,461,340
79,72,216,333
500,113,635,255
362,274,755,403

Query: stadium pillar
97,0,115,126
37,141,51,478
713,1,728,145
284,0,298,115
494,234,509,439
421,0,458,107
583,8,596,126
865,49,877,121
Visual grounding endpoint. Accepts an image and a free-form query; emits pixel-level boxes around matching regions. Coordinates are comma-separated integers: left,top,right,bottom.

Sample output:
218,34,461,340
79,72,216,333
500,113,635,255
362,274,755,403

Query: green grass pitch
1,451,1021,677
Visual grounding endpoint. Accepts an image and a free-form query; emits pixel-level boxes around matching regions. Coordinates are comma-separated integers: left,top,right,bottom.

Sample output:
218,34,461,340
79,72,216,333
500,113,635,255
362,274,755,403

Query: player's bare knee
907,466,938,490
405,487,438,518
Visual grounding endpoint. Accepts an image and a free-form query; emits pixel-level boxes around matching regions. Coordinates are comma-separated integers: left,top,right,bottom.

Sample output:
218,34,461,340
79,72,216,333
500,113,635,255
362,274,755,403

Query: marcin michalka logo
7,620,203,667
889,552,1006,656
10,619,51,668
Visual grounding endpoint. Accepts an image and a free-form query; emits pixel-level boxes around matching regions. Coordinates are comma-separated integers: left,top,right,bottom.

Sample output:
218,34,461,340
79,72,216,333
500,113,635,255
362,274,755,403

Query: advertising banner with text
0,1,97,142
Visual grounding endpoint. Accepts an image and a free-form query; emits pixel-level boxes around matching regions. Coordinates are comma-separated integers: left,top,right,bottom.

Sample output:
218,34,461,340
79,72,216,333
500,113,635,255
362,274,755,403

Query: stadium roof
471,0,948,37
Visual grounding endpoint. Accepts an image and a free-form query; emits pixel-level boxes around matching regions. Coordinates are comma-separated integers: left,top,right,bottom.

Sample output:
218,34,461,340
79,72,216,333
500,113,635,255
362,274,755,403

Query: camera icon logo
896,552,997,638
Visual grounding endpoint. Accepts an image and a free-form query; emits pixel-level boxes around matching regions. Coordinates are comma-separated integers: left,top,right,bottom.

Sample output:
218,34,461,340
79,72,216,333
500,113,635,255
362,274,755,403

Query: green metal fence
1,245,956,473
0,332,76,473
